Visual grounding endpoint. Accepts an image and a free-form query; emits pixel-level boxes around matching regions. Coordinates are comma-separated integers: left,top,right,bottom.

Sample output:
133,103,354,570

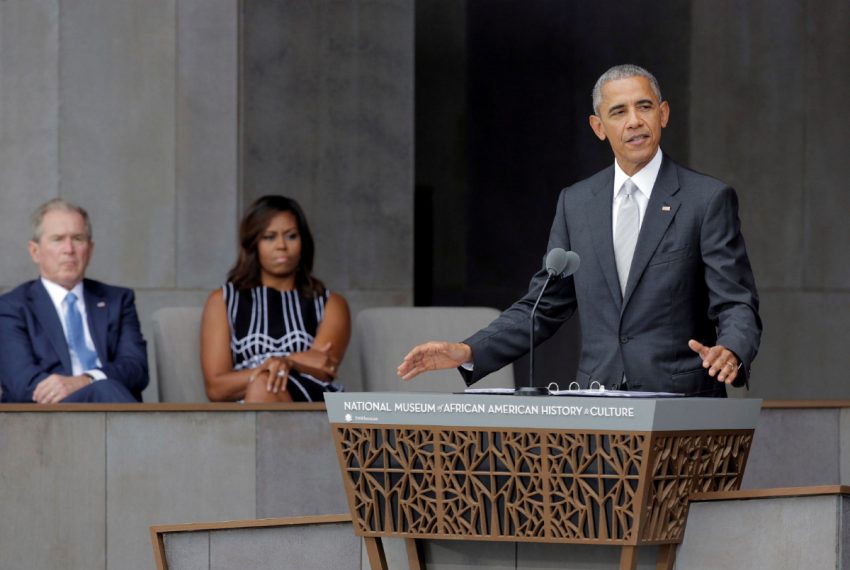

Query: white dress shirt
611,148,663,236
40,277,105,380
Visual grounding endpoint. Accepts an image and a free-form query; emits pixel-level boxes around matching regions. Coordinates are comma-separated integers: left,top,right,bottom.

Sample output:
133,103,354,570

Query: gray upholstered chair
151,307,208,402
355,306,515,392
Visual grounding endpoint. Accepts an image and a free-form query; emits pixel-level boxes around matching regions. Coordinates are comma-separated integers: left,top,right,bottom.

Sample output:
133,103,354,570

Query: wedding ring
726,362,735,368
329,365,336,372
276,370,285,378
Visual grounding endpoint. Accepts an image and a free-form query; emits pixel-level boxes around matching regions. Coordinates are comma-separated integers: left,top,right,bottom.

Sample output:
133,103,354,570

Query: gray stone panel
689,1,806,290
242,0,414,297
677,495,841,569
209,524,360,570
751,291,850,400
241,0,322,208
518,542,658,569
106,412,256,570
424,540,515,569
0,413,106,570
742,408,840,488
255,410,349,518
59,0,176,289
134,288,210,402
0,0,59,288
376,537,413,570
839,410,850,485
164,532,209,570
175,0,239,289
309,0,414,294
803,0,850,289
843,496,850,569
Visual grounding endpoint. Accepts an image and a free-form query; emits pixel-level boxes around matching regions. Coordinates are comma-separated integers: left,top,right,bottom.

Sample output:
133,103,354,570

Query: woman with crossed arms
201,195,350,403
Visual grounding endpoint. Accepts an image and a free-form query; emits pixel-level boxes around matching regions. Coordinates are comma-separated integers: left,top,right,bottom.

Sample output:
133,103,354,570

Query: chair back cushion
355,307,514,393
151,307,207,402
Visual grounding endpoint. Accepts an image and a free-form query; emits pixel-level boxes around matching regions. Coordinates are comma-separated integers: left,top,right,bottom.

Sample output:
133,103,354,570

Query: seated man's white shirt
40,277,105,380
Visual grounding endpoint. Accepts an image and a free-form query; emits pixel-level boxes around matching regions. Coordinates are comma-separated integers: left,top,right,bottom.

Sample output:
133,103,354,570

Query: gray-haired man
0,198,148,403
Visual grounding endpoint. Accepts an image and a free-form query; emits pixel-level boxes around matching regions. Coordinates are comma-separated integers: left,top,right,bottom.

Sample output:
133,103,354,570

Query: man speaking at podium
398,64,761,396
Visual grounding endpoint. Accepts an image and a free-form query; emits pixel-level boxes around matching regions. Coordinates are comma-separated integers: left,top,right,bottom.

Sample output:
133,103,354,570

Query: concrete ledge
0,406,346,570
678,487,850,569
3,402,850,569
151,515,358,570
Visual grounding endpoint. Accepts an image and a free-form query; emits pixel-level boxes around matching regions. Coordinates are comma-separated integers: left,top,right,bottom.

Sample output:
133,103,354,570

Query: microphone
546,248,580,279
516,248,580,397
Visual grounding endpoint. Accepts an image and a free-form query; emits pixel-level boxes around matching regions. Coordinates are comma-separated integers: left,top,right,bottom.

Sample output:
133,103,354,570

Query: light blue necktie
65,292,99,371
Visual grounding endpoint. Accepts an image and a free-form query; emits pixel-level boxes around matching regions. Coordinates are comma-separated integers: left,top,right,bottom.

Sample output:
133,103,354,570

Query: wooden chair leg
620,546,638,570
656,544,677,570
364,537,388,570
406,538,425,570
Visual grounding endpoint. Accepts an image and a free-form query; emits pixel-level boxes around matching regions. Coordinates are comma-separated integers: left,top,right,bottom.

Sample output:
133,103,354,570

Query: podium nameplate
325,392,761,431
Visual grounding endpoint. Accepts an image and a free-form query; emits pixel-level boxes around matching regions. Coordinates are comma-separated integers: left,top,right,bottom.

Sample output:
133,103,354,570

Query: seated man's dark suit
0,278,149,403
461,154,762,396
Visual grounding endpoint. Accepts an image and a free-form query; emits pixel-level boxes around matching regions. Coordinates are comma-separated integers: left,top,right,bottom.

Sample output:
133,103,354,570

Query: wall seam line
104,412,108,570
173,0,180,290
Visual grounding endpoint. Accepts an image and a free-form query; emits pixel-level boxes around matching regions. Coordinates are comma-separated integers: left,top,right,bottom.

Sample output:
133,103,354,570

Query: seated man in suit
398,64,761,396
0,198,148,403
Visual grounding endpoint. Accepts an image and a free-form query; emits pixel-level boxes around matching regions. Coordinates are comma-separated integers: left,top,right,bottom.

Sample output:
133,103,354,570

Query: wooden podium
325,393,761,570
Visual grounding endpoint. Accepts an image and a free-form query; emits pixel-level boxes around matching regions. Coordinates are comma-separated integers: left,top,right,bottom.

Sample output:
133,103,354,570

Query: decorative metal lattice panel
336,426,651,542
643,432,753,542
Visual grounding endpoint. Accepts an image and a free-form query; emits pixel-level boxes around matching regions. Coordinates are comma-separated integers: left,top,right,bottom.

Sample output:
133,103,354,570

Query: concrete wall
0,0,238,402
0,409,347,570
742,406,850,489
0,0,414,400
0,404,843,569
689,0,850,399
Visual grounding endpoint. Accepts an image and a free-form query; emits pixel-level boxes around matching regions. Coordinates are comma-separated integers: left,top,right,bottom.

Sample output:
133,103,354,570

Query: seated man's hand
688,339,740,384
397,342,472,381
32,374,90,404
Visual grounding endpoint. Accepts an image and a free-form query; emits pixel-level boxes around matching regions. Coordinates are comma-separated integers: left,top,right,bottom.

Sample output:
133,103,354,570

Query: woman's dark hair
227,195,324,297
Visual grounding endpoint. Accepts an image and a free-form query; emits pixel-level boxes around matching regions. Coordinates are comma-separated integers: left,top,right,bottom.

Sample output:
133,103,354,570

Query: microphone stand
515,273,554,397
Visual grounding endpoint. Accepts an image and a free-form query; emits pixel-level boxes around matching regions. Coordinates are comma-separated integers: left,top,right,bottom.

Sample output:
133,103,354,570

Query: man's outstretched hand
397,342,472,381
688,339,740,384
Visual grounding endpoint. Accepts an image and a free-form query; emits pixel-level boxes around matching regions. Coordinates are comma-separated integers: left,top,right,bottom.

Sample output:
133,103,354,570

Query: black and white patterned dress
222,283,343,401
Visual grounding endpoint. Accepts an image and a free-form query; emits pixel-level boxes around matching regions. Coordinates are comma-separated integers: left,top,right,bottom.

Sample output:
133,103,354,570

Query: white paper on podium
463,387,516,395
463,387,682,398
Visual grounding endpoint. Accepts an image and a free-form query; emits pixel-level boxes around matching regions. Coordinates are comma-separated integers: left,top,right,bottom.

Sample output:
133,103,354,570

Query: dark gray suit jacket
462,155,762,396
